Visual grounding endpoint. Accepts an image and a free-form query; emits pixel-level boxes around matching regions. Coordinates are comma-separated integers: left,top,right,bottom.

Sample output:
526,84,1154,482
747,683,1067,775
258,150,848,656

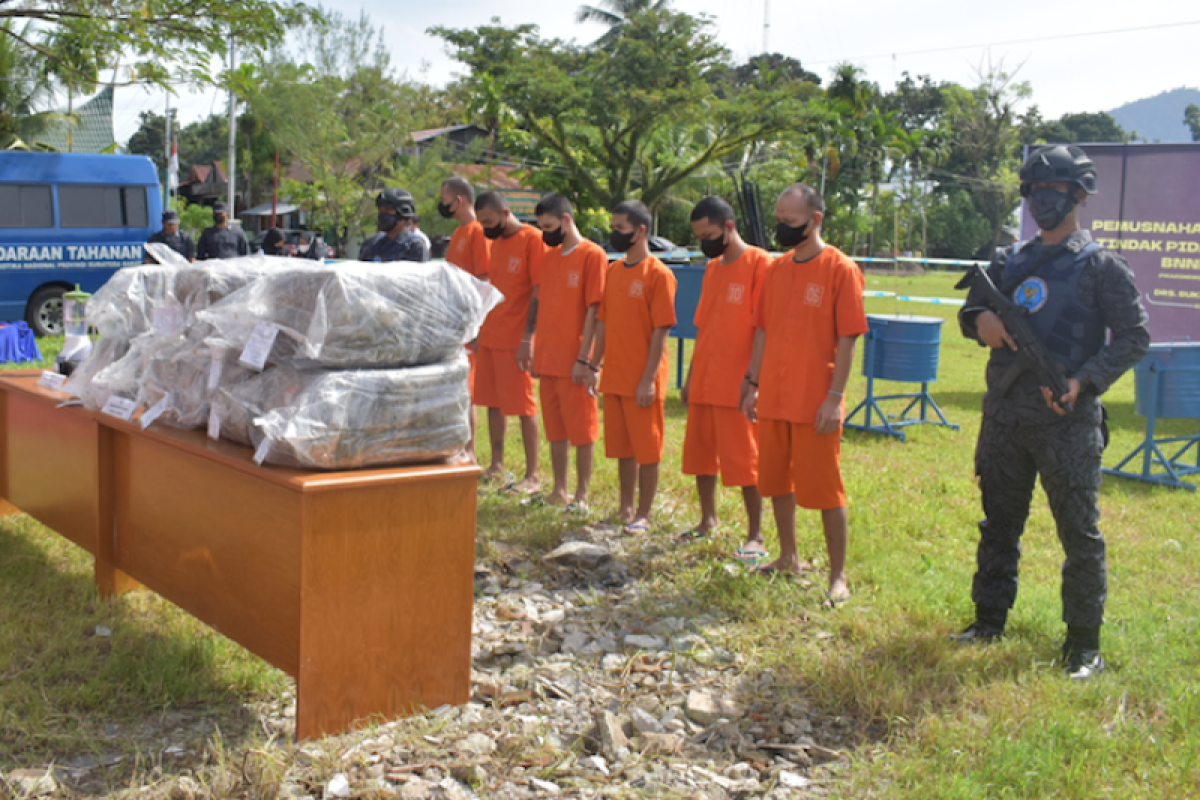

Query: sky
110,0,1200,145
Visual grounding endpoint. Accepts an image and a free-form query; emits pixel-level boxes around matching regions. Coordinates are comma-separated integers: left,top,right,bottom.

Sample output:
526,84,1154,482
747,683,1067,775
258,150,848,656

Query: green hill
1108,87,1200,143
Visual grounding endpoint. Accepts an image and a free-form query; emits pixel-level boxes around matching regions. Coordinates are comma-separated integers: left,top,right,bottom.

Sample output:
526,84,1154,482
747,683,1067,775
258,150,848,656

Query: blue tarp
0,322,43,364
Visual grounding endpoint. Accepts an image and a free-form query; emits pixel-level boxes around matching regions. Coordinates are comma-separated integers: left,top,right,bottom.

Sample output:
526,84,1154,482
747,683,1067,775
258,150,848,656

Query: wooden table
0,374,479,740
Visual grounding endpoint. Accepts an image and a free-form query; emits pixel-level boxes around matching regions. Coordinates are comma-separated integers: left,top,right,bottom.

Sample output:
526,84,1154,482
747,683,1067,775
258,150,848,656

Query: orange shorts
540,375,599,446
682,402,758,487
757,418,846,509
474,346,537,417
603,394,664,465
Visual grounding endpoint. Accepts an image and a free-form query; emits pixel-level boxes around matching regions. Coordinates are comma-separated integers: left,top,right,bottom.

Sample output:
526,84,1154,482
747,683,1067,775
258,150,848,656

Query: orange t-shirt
446,219,491,279
690,246,770,408
597,255,677,399
478,224,546,350
534,239,607,378
753,246,867,424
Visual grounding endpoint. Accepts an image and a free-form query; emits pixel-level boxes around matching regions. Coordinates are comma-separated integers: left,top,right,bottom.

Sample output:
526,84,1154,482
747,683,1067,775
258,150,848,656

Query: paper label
208,349,224,389
37,371,67,392
238,324,279,371
253,437,272,466
140,394,169,429
207,411,221,440
152,306,185,335
101,396,138,421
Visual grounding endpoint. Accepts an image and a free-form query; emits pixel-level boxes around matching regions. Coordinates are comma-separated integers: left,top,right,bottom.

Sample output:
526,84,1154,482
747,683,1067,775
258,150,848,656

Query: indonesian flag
167,138,179,192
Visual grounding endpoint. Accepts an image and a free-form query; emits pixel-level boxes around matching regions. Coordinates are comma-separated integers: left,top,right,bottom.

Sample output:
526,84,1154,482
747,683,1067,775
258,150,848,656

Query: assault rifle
955,264,1074,413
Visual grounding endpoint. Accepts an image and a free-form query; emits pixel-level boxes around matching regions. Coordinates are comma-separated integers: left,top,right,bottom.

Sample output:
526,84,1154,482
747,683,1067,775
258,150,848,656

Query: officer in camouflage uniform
952,145,1150,680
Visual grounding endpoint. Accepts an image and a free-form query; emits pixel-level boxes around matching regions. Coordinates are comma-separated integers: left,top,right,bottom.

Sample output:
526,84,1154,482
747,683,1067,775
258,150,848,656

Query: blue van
0,152,162,336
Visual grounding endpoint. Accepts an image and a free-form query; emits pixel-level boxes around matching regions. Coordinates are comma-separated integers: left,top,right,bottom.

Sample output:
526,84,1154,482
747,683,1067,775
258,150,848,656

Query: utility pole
164,90,172,206
763,0,770,54
226,34,237,219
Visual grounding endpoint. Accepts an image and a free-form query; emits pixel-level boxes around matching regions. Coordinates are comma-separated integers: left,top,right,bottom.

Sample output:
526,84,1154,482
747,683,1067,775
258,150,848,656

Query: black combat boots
949,605,1007,643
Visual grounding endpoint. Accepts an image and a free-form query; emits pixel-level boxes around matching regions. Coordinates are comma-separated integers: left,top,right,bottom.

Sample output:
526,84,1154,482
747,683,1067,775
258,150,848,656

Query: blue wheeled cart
844,314,958,441
1103,343,1200,491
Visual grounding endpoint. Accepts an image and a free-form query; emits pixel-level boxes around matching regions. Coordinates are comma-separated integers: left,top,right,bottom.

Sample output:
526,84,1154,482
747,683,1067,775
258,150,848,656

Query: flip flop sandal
823,588,851,609
623,520,651,534
564,502,591,517
751,563,799,580
520,493,546,508
733,544,769,563
672,528,711,544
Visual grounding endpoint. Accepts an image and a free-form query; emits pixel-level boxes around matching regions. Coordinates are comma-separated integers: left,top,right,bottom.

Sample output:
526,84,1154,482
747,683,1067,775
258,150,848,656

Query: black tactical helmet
1019,145,1098,197
375,187,417,217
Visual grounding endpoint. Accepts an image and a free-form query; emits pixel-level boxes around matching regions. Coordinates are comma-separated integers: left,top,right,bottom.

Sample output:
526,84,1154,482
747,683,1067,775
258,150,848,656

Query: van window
59,185,149,228
0,184,54,228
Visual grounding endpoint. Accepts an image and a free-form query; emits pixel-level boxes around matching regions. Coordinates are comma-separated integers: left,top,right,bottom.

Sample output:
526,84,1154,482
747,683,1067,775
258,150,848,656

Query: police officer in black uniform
358,188,429,263
952,145,1150,680
197,202,250,260
144,210,195,262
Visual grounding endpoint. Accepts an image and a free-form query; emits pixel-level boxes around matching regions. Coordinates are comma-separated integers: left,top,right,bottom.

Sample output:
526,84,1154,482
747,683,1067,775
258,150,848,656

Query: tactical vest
1001,240,1105,375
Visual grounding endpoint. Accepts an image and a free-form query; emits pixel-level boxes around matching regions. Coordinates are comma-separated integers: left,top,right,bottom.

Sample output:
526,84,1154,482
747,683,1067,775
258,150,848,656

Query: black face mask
542,226,565,248
1027,187,1077,231
609,229,636,253
483,222,505,240
700,232,728,259
213,214,227,226
775,219,811,249
377,211,401,232
436,199,456,219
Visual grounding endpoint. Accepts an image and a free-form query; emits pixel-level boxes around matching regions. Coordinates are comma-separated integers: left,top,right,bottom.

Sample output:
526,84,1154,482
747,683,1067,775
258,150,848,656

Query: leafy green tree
576,0,671,47
433,10,805,210
1185,104,1200,142
126,110,177,171
0,21,58,149
0,0,314,87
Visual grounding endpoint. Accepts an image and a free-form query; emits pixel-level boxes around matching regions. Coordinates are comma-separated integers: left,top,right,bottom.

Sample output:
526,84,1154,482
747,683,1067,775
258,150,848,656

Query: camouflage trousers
971,407,1107,628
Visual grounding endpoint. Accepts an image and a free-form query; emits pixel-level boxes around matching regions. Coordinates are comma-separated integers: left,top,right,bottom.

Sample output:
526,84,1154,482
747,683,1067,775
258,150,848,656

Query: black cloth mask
609,229,636,253
483,222,505,240
542,226,565,248
700,233,728,259
775,219,810,249
436,200,456,219
377,211,401,232
1027,187,1077,231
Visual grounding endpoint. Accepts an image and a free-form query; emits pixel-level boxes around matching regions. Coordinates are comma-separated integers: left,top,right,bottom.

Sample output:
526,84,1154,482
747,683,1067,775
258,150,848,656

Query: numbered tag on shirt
37,371,67,392
139,394,170,429
101,395,138,421
238,324,279,371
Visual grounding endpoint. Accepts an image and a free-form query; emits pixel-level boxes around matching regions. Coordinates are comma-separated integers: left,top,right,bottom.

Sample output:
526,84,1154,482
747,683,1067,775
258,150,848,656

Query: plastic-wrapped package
198,261,501,369
211,356,470,470
138,331,251,429
84,333,165,409
62,336,130,406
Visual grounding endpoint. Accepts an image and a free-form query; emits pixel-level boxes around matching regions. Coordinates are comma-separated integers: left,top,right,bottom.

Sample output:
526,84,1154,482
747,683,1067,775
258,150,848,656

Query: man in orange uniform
475,190,545,492
526,193,607,512
590,200,677,533
741,184,867,604
679,196,768,561
438,176,491,462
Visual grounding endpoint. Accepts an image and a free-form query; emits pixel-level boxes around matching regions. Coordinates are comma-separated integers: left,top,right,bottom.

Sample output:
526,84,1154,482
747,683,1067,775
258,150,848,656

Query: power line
805,19,1200,66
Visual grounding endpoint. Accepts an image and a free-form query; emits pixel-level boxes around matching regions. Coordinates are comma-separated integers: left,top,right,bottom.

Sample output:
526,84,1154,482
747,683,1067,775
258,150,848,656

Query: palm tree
575,0,671,46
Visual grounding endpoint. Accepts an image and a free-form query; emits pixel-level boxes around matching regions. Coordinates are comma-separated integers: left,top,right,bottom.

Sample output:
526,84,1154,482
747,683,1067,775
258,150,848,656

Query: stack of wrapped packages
63,244,499,470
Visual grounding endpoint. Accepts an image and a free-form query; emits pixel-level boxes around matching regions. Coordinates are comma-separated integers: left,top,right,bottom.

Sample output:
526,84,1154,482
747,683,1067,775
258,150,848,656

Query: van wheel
26,286,65,337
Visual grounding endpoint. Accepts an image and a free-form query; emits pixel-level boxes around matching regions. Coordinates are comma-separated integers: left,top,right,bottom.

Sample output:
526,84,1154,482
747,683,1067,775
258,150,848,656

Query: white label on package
37,371,67,392
140,394,170,429
253,438,272,466
207,411,221,440
208,350,224,389
152,306,185,335
238,324,279,370
101,396,138,421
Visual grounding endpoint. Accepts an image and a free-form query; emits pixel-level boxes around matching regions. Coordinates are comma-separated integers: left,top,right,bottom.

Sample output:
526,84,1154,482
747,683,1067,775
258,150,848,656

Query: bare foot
823,575,851,608
510,477,540,495
480,466,506,483
546,490,570,507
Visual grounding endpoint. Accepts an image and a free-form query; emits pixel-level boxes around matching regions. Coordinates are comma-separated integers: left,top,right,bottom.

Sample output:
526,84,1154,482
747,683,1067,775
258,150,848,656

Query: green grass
3,283,1199,799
